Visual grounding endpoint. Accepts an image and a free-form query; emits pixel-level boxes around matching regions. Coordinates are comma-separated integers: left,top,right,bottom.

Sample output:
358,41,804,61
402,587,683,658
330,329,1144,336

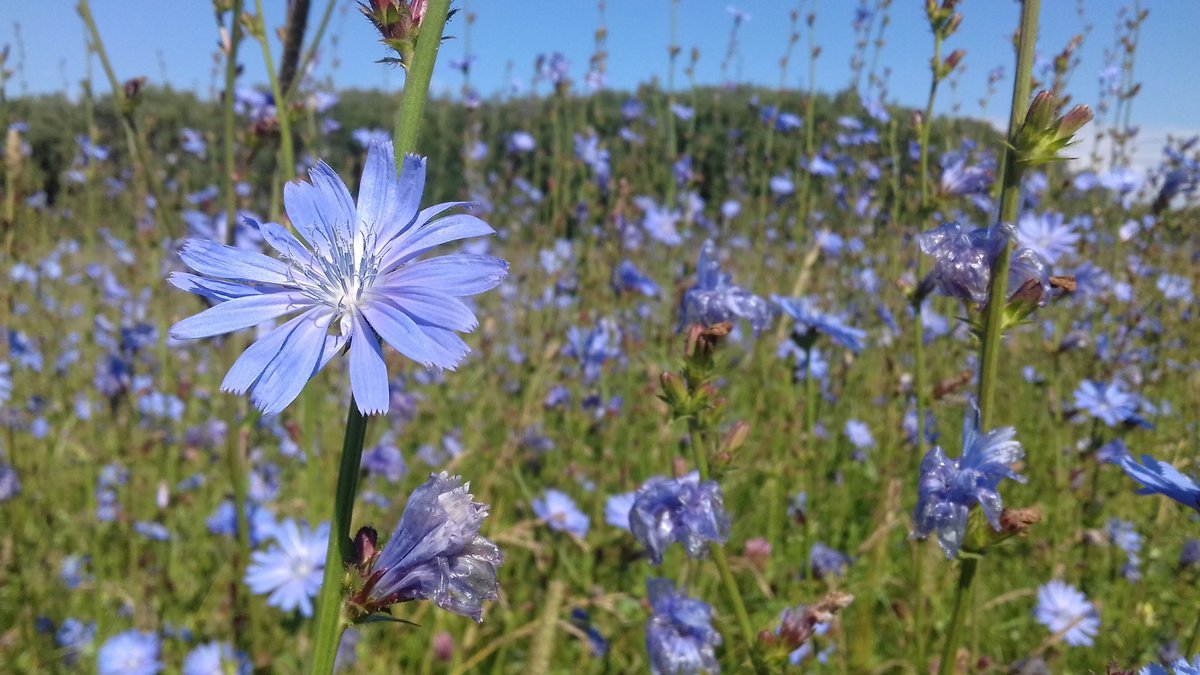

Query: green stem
977,0,1039,431
687,421,763,674
252,0,295,181
309,397,369,675
938,2,1039,670
393,0,452,163
223,0,244,246
936,558,977,675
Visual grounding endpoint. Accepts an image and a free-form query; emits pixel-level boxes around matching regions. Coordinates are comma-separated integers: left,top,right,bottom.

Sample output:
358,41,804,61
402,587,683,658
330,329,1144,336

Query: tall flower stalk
936,1,1040,671
310,1,457,672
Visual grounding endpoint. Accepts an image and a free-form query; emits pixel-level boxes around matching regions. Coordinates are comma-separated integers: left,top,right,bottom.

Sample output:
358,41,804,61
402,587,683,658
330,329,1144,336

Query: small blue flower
244,519,329,617
630,472,729,565
56,618,95,663
1034,580,1100,647
169,141,507,416
645,578,721,675
1016,211,1080,265
533,488,590,538
1073,379,1139,427
364,473,502,622
1105,518,1142,581
810,542,852,579
844,420,875,453
605,491,637,531
612,260,660,297
774,295,866,353
912,404,1026,559
1117,453,1200,511
97,630,162,675
182,641,251,675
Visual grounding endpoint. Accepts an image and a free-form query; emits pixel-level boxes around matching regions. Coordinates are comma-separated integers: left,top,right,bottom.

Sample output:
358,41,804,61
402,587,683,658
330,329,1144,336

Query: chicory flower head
168,141,508,416
644,578,722,675
681,240,775,334
360,473,502,622
912,403,1026,559
773,295,866,353
1117,453,1200,511
1033,580,1100,647
918,221,1047,307
630,471,730,565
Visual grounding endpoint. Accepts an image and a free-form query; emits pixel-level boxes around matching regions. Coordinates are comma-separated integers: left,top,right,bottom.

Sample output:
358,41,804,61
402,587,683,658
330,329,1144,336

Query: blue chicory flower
912,404,1026,558
630,472,729,565
168,141,508,415
645,578,722,675
363,472,502,622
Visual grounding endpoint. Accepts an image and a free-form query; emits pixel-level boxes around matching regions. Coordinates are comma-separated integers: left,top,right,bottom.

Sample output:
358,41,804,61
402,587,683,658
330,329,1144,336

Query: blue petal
360,300,439,368
258,219,316,267
249,310,335,415
306,161,357,245
378,254,508,296
386,288,478,332
222,314,305,395
179,239,292,284
407,321,469,369
361,147,425,244
379,214,495,272
283,180,337,260
170,291,310,339
348,311,389,415
168,272,263,302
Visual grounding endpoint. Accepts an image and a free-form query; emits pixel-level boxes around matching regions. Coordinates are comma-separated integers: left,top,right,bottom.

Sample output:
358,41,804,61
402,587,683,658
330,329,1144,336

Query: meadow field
1,1,1198,673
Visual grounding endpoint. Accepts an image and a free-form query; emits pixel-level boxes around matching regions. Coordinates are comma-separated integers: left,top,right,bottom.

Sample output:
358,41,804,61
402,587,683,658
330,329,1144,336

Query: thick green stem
252,0,295,182
223,0,244,246
936,558,977,675
977,0,1039,431
938,2,1040,669
393,0,452,163
309,398,369,675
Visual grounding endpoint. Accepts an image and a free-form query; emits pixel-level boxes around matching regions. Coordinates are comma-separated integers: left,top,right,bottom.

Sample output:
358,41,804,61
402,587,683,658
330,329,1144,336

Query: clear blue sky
6,1,1197,133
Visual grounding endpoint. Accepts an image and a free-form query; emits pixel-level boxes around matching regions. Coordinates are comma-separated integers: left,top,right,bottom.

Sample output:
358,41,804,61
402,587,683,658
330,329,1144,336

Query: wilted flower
912,404,1026,558
354,473,502,623
681,240,775,334
168,141,507,415
630,472,729,565
918,221,1047,307
645,578,722,675
1033,580,1099,647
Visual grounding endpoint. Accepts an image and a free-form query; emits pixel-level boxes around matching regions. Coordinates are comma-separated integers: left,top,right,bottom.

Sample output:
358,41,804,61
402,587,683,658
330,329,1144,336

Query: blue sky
7,1,1197,136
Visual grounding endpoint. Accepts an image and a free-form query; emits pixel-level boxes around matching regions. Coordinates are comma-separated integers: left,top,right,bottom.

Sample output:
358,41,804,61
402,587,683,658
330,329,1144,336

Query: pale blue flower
1016,211,1080,265
1073,379,1139,427
168,141,507,415
244,519,329,617
1034,580,1099,647
533,488,590,538
97,630,161,675
182,641,250,675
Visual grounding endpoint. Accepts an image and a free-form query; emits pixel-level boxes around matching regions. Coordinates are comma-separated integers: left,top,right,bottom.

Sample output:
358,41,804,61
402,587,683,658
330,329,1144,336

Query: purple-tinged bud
350,526,378,569
944,49,965,71
433,631,455,661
